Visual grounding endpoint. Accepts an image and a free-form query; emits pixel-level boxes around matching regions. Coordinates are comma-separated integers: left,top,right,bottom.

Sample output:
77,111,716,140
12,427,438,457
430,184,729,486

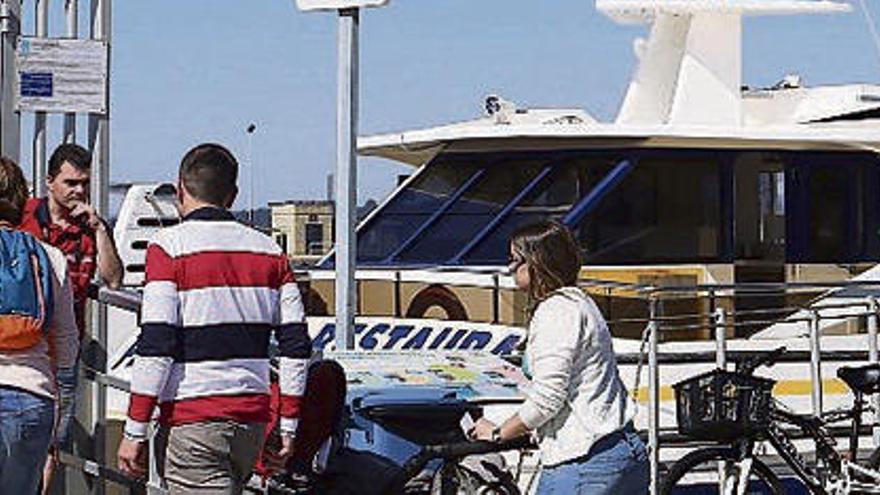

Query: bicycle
661,347,880,494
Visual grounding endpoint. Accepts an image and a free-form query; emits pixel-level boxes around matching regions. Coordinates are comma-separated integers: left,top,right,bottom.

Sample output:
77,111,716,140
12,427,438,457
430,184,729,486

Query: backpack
0,229,54,351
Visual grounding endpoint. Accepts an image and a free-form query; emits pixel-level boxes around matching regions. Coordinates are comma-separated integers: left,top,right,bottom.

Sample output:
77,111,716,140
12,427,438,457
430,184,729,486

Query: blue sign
20,72,52,97
311,322,522,355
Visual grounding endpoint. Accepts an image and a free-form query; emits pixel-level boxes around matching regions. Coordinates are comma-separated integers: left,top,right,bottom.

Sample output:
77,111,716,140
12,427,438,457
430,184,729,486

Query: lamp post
293,0,389,351
246,122,256,225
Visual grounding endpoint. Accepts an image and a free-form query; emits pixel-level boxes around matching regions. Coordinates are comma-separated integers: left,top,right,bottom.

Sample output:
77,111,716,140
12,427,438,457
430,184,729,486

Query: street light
294,0,389,352
246,122,256,226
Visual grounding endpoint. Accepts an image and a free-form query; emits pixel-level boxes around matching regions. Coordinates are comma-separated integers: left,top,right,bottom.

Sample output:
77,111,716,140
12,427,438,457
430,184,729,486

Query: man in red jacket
19,143,123,335
19,143,122,493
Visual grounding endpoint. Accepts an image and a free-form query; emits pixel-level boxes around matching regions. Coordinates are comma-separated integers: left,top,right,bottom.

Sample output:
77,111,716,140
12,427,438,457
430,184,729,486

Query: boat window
349,148,880,268
463,154,620,264
396,158,550,263
354,150,732,266
763,171,785,217
576,152,727,264
786,152,880,263
355,156,482,263
733,152,786,261
811,166,856,260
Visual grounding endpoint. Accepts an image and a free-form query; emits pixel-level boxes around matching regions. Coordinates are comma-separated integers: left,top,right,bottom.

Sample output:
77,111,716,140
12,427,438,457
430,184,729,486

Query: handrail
55,450,279,495
73,280,880,495
94,285,141,313
616,349,873,366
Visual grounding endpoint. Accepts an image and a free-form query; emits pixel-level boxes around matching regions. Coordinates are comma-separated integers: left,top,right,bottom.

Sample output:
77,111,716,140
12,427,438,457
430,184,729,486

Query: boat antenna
856,0,880,73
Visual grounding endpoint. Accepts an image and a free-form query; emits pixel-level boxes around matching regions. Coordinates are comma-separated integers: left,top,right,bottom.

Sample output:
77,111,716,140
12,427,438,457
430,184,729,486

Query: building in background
270,200,334,265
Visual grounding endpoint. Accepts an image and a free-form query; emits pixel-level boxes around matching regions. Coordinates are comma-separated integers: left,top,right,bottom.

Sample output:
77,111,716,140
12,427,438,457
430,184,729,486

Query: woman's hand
467,417,497,441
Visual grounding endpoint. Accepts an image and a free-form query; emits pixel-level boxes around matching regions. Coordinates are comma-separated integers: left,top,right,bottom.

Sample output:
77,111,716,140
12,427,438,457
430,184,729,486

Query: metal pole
248,126,254,224
648,296,660,495
88,1,109,493
491,273,499,324
63,0,77,143
32,0,47,196
707,287,716,341
868,297,880,446
714,307,727,370
0,0,20,162
809,309,823,416
712,304,729,492
707,288,716,315
334,7,358,351
146,425,164,495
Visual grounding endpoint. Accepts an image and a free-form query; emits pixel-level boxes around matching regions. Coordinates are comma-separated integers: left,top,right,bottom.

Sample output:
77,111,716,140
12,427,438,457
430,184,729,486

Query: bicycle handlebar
422,436,534,459
386,436,534,494
736,346,787,376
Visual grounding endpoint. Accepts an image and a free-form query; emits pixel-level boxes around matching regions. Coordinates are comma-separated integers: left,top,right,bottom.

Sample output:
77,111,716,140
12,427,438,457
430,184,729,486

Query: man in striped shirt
117,144,310,494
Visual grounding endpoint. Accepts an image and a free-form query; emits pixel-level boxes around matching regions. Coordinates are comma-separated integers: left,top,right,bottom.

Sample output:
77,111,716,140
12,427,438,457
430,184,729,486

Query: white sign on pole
16,37,109,114
295,0,388,11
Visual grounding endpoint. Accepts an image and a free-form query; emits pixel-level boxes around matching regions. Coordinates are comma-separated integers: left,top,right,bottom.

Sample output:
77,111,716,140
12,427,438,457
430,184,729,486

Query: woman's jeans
536,424,649,495
0,385,55,493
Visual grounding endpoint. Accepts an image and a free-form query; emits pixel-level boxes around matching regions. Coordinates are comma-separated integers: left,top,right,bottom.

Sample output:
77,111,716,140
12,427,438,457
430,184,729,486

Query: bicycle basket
673,370,776,441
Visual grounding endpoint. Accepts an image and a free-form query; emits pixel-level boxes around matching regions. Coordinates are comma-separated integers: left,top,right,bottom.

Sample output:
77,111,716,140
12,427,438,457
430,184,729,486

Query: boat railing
590,279,880,495
62,280,880,494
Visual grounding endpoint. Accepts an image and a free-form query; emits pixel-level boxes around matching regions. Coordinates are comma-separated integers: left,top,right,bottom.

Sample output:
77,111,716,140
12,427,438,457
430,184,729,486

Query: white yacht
105,0,880,440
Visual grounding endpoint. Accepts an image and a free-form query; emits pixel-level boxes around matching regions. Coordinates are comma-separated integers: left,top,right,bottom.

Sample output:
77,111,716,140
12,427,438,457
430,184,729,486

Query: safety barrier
61,277,880,494
63,287,282,495
590,279,880,495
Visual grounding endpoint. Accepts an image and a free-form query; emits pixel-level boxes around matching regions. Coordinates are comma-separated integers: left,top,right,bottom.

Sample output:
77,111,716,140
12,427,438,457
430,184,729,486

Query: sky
16,0,880,213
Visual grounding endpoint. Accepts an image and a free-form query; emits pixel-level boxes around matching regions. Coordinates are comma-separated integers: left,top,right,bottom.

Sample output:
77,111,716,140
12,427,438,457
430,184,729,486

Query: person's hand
260,448,287,474
69,201,104,231
467,418,497,441
117,438,147,479
260,434,295,475
278,434,294,460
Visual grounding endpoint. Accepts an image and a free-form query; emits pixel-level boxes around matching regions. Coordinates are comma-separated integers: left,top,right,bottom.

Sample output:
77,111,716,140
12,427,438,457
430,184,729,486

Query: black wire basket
673,370,776,441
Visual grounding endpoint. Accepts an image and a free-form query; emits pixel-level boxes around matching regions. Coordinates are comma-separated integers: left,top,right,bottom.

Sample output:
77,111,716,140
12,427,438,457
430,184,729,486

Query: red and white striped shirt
124,207,310,439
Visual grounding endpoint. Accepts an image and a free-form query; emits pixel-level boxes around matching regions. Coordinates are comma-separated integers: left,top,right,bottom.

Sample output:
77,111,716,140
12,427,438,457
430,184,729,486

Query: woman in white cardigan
468,220,648,494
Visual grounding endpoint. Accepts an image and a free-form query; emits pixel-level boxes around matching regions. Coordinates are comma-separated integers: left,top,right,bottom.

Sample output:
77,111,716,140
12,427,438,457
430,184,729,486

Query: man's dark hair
48,143,91,178
179,143,238,207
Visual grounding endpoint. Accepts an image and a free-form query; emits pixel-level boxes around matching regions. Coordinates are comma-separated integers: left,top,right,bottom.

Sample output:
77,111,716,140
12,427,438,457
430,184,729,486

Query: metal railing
68,278,880,494
589,279,880,495
68,287,277,494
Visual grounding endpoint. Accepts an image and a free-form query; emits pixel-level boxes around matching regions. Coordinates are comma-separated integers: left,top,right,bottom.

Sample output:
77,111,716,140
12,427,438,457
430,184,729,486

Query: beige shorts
155,421,265,495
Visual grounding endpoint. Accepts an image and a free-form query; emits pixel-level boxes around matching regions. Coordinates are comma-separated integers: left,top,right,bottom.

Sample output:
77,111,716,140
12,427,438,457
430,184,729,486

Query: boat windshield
320,148,880,267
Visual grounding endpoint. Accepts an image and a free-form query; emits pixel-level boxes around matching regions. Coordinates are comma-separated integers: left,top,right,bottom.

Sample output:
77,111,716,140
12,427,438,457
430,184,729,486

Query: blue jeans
536,424,649,495
0,386,55,493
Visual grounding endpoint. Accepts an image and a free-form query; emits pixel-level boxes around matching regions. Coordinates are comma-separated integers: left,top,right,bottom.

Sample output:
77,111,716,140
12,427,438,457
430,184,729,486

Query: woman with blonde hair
469,220,648,494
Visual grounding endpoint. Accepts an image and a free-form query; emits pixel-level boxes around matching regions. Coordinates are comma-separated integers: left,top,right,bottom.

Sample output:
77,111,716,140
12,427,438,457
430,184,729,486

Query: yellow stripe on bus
634,378,850,404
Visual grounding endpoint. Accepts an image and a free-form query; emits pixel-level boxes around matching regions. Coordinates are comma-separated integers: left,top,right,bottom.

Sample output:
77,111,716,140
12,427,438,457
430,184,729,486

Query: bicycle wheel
431,463,479,495
430,461,521,495
660,447,785,495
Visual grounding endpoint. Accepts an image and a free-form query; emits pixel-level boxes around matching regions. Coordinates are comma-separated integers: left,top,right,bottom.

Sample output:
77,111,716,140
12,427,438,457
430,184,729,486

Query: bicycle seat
837,364,880,394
